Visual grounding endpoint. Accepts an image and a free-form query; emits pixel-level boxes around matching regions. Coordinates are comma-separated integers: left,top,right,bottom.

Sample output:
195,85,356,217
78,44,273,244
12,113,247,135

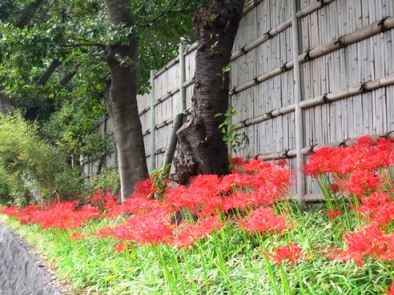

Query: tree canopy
0,0,211,203
0,0,210,121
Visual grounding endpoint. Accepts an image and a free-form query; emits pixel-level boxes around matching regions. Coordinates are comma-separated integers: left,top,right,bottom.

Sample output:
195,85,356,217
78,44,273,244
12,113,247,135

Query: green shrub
89,167,120,195
0,113,85,204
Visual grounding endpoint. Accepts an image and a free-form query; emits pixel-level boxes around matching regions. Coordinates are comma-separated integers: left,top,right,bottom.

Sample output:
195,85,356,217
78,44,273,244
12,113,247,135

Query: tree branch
60,68,78,86
36,59,62,86
138,0,179,28
61,42,105,49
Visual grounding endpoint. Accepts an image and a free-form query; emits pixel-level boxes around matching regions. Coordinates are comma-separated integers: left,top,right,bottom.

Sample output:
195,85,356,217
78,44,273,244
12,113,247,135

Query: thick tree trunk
174,0,244,184
104,0,148,201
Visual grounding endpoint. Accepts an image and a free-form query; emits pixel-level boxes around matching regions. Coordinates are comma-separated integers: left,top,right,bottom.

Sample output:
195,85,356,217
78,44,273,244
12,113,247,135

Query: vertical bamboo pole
291,0,304,202
179,43,186,112
150,70,157,171
162,44,186,171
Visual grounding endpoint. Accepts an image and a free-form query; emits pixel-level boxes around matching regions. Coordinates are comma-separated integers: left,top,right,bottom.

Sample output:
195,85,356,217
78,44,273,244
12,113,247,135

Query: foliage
89,168,120,195
150,163,171,199
2,137,393,293
0,113,84,203
0,0,210,120
215,107,249,154
0,0,213,202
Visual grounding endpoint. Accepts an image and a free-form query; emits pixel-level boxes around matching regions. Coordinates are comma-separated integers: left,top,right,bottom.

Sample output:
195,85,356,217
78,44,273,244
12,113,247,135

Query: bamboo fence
84,0,394,201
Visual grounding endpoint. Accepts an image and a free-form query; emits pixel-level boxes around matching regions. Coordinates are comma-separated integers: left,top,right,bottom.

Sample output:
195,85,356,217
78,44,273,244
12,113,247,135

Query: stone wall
0,225,64,295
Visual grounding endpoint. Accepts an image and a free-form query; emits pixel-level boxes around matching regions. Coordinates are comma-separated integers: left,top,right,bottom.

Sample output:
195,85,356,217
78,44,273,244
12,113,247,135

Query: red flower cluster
328,209,342,220
1,202,101,229
272,242,302,266
239,207,288,235
170,216,222,249
1,157,291,250
90,193,118,210
70,232,86,240
328,225,394,267
387,282,394,295
94,158,290,249
358,192,394,228
305,136,393,197
305,137,393,178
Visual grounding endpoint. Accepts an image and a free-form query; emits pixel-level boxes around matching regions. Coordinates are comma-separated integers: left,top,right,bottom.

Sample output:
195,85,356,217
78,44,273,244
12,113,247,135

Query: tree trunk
104,0,148,201
174,0,244,184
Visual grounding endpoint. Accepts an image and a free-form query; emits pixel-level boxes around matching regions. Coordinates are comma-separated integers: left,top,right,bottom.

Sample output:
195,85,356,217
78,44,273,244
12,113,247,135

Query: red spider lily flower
91,193,104,202
114,242,129,253
276,159,287,167
69,232,85,240
0,206,20,216
90,193,119,209
164,178,222,217
170,216,222,249
1,205,38,221
357,135,375,145
229,157,246,166
369,203,394,229
357,192,394,228
304,147,334,177
95,226,114,238
20,216,30,225
220,191,255,212
219,173,251,193
239,207,288,235
273,242,302,266
122,196,167,215
387,282,394,295
328,225,394,267
358,192,394,228
305,137,393,179
104,196,166,219
132,178,157,198
360,192,390,209
328,209,342,219
109,208,174,245
254,183,285,207
329,183,340,193
103,198,118,210
243,158,284,177
189,174,221,191
341,169,381,197
26,201,101,229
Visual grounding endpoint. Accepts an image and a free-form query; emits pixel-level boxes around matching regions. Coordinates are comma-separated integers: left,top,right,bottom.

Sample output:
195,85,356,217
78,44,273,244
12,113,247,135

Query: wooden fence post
179,43,186,112
162,43,187,171
292,0,305,202
150,70,157,171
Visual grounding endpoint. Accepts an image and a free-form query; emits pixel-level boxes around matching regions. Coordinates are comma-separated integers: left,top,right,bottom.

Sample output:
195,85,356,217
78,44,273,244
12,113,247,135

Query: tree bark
104,0,148,201
36,59,62,86
174,0,244,184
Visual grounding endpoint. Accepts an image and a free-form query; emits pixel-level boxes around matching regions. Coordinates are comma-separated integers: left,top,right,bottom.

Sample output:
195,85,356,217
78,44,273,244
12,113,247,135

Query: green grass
2,202,392,295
